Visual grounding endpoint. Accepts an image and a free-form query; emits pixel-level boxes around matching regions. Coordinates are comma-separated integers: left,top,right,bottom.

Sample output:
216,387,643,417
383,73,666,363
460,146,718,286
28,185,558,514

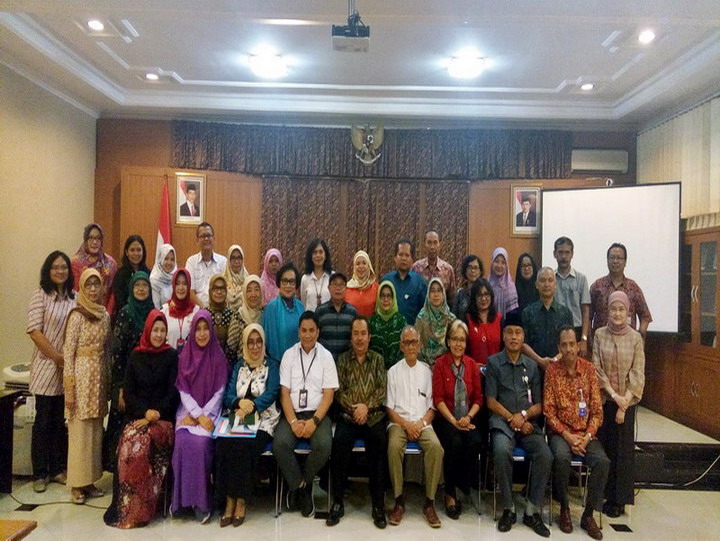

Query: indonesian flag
155,176,172,264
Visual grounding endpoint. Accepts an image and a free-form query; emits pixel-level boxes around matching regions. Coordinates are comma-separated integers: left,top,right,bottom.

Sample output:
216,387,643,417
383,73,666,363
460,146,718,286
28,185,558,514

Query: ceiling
2,0,720,130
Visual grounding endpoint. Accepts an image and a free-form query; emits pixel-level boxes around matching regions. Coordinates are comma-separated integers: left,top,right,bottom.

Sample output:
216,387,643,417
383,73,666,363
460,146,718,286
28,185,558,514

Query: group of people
26,222,649,538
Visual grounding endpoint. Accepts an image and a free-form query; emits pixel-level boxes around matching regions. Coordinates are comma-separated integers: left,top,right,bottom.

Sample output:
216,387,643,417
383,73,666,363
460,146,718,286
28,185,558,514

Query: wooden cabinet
674,355,720,436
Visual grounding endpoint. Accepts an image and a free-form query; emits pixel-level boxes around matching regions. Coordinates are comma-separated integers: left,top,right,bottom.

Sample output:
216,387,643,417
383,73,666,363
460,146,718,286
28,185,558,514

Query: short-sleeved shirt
185,251,227,307
485,350,543,437
411,257,456,302
522,300,573,359
315,300,357,359
381,270,427,325
554,267,590,328
280,342,339,413
385,359,434,425
589,275,653,331
26,289,76,395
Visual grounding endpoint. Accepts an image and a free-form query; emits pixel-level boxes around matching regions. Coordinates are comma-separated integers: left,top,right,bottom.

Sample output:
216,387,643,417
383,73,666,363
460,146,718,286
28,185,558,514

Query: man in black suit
179,183,200,217
516,198,536,227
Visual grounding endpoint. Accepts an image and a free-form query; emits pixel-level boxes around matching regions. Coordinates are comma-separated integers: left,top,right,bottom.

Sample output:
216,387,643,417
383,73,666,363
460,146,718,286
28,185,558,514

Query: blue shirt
262,296,304,363
381,270,427,325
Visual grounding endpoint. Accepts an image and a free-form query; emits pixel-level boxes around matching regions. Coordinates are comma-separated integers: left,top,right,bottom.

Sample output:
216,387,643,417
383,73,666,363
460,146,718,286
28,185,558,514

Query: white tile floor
2,407,718,541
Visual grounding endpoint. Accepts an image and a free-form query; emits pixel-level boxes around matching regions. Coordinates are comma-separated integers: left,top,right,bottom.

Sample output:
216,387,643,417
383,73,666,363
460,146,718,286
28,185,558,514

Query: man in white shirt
553,236,591,357
386,325,444,529
275,311,339,518
184,222,226,308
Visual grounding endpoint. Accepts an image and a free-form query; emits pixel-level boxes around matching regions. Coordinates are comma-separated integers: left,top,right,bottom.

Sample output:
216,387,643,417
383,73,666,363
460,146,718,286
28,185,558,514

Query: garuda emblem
351,122,384,166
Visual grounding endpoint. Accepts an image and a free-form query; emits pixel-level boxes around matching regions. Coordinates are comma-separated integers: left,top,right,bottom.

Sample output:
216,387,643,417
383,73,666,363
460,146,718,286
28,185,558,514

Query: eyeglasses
449,336,467,343
198,233,214,239
85,282,101,290
379,293,393,299
520,263,533,269
280,278,296,285
230,255,244,261
211,286,227,291
87,236,102,242
401,339,419,346
247,338,264,348
479,292,491,298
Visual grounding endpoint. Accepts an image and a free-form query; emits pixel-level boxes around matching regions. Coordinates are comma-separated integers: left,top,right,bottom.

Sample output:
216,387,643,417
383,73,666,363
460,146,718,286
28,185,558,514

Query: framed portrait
176,172,205,225
510,184,541,237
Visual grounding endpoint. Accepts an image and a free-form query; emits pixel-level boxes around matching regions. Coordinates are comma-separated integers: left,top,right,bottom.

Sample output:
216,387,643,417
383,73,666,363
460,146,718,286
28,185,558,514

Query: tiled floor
2,407,718,540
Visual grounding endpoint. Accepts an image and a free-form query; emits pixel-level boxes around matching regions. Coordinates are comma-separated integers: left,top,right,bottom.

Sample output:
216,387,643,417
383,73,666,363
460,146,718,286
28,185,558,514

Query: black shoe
445,504,460,520
523,513,551,538
286,488,299,512
326,501,344,526
498,509,516,532
300,484,315,517
603,501,624,518
372,504,387,529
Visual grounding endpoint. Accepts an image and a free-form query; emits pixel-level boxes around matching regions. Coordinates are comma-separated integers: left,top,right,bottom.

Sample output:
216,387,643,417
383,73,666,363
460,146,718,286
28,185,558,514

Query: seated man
486,310,552,537
274,311,339,517
386,325,444,529
328,316,388,528
544,326,608,540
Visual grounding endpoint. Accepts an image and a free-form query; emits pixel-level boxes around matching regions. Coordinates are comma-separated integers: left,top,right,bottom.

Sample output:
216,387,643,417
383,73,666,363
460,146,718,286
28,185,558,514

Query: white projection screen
541,183,680,333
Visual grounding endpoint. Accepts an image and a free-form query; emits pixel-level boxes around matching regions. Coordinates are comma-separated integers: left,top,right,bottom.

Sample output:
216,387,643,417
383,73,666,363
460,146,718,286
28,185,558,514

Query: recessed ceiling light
248,53,288,79
87,19,104,32
638,29,656,44
581,83,594,91
145,73,159,81
447,49,487,79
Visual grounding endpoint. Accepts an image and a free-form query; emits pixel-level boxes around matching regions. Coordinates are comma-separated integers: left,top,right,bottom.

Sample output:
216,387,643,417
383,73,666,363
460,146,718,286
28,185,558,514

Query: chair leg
275,463,283,518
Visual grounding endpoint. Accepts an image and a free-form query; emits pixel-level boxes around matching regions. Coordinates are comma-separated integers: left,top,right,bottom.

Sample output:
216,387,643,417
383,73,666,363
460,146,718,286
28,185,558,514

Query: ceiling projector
332,8,370,52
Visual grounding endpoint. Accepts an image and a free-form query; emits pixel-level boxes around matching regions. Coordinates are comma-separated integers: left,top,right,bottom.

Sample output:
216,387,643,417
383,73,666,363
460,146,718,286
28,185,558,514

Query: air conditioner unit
571,149,629,173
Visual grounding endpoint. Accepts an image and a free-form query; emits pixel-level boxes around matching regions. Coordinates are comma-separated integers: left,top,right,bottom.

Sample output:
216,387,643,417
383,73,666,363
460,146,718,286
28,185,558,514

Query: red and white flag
155,176,172,265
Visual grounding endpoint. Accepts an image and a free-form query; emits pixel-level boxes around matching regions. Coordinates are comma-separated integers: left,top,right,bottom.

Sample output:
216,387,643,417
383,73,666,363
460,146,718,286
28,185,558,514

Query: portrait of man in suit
179,183,200,217
511,186,541,237
516,198,536,227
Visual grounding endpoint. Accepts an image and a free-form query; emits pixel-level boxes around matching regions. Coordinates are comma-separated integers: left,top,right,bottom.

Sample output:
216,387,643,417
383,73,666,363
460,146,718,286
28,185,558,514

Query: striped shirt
26,288,76,395
316,301,357,360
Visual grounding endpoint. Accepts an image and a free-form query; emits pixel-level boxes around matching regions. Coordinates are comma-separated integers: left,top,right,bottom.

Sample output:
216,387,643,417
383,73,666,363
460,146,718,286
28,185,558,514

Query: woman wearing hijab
224,244,249,310
235,275,264,360
415,277,457,367
161,269,199,351
262,262,304,363
592,291,645,518
63,268,111,505
345,250,379,317
487,247,519,315
515,252,540,311
27,251,76,493
215,324,280,527
150,243,177,309
105,271,155,473
104,310,179,528
111,235,150,319
260,248,283,306
300,238,333,311
171,310,229,522
70,223,118,306
207,274,241,363
369,281,406,369
453,255,483,322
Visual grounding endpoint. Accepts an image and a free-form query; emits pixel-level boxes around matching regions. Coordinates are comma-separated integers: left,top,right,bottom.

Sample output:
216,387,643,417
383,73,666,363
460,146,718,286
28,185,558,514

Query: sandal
84,485,104,498
71,489,86,505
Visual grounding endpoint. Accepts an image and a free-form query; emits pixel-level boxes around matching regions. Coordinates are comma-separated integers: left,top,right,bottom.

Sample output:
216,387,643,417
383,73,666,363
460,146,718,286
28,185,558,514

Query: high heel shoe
232,515,245,527
219,515,233,527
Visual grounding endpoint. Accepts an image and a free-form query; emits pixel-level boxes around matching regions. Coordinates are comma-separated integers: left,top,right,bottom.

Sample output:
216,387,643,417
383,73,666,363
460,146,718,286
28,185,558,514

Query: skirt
67,417,103,487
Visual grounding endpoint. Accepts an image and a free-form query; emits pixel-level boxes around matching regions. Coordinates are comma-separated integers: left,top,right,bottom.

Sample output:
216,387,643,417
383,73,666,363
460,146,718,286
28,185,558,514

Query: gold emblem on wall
351,122,384,166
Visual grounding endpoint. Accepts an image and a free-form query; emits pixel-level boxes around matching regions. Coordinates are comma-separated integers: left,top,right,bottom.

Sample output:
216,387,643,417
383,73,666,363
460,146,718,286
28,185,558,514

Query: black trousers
215,429,272,500
330,418,387,506
597,402,636,505
434,415,482,498
31,394,67,479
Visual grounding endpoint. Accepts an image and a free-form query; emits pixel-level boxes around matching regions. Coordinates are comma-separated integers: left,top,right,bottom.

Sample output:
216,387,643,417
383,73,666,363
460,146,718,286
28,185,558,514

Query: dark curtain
172,121,572,180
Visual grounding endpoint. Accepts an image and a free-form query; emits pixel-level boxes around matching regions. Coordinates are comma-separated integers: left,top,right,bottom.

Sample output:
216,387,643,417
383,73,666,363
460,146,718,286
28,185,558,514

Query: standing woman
369,281,406,369
260,248,283,306
300,238,333,311
262,262,304,363
63,268,111,504
592,291,645,518
104,310,179,528
515,253,539,311
70,223,118,306
171,310,229,522
487,247,519,315
215,324,280,527
235,275,264,360
345,250,379,317
415,277,457,366
26,251,76,493
431,320,483,519
161,269,199,351
223,244,249,310
453,255,483,322
111,235,150,318
465,278,502,368
150,243,177,309
105,271,155,472
207,274,241,363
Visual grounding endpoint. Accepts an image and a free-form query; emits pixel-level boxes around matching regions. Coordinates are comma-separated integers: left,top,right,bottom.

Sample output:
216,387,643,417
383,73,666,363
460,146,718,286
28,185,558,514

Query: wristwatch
312,415,321,425
422,418,428,427
581,334,588,342
521,410,528,419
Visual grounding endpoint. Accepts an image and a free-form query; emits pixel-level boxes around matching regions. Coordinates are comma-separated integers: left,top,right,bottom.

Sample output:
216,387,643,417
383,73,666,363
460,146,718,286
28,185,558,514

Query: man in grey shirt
553,236,590,357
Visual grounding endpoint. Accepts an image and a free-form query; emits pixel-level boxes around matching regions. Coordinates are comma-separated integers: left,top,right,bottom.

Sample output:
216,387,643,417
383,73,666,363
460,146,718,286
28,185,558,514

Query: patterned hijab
375,280,400,322
261,248,283,305
347,250,377,290
239,274,264,325
150,243,177,290
418,277,456,341
125,271,155,329
76,268,107,320
73,223,114,276
607,291,632,336
134,309,172,353
223,244,248,309
176,310,229,406
207,274,229,313
168,268,196,319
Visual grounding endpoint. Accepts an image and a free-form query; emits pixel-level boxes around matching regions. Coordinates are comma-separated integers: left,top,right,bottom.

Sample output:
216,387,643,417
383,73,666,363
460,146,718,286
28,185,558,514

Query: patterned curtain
173,121,572,180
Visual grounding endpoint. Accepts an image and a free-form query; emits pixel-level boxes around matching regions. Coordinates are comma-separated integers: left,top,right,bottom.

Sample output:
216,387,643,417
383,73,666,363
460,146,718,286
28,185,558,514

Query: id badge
299,389,308,409
176,337,185,353
527,389,533,404
578,400,587,418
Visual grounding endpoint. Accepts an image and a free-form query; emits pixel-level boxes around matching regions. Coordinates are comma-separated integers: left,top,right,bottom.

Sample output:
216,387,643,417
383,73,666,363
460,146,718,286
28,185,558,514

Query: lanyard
300,347,318,389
